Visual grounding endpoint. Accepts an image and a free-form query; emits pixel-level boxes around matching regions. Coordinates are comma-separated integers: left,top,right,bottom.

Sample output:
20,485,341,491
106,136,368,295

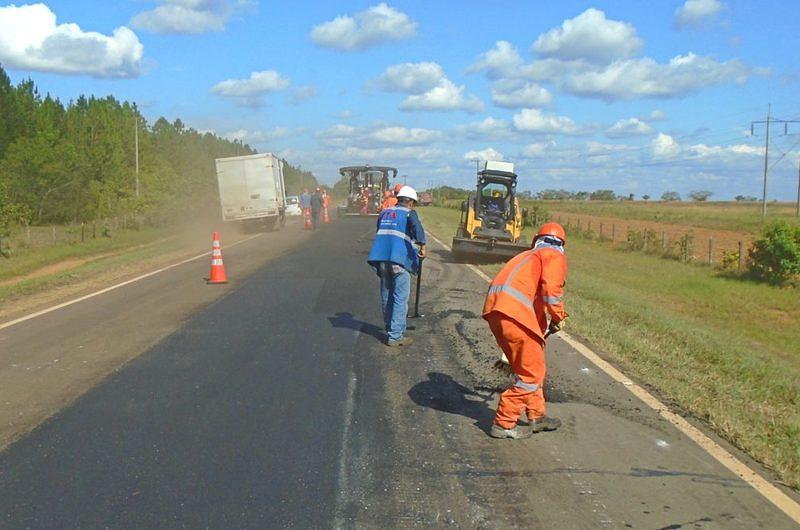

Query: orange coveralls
482,242,567,429
381,192,398,210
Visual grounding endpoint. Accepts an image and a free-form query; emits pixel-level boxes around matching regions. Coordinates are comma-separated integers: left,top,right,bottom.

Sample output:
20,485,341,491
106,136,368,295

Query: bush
748,222,800,285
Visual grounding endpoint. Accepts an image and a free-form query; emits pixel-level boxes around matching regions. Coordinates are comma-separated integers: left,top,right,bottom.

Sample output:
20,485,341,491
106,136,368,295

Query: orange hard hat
536,222,566,244
394,184,402,193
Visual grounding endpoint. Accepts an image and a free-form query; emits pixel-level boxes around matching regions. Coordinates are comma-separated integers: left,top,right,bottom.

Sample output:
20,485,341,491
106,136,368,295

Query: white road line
0,233,264,332
426,229,800,524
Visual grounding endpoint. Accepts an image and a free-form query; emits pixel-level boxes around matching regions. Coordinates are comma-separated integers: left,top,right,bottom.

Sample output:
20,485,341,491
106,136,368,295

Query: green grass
419,206,800,490
0,227,174,282
533,200,800,234
0,236,188,303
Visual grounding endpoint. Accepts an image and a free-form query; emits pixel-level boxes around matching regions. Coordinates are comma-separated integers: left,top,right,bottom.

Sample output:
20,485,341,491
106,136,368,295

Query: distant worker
381,189,397,210
367,186,426,347
300,188,312,230
482,222,568,439
310,187,323,230
322,188,331,223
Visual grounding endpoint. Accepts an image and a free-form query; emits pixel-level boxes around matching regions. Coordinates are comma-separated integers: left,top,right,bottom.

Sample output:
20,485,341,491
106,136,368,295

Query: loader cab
474,163,517,235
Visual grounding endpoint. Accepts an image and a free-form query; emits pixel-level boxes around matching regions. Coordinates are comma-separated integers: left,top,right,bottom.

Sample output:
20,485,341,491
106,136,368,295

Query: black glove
547,316,568,335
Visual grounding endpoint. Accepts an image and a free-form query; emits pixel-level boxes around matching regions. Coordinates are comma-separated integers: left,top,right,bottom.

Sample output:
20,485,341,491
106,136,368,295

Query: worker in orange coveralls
482,222,568,439
381,189,397,210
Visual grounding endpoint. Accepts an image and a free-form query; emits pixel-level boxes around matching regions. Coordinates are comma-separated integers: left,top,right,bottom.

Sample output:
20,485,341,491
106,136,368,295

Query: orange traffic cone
208,231,228,284
303,208,312,230
322,205,330,224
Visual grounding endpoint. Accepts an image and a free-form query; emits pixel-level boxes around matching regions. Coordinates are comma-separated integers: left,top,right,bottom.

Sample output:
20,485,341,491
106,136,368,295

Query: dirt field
551,210,753,264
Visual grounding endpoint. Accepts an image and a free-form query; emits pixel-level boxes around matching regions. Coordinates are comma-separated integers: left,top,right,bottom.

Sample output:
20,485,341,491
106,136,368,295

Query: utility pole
134,115,140,198
751,104,800,219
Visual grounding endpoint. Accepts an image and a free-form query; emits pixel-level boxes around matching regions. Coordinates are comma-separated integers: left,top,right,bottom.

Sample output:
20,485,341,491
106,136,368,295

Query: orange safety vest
482,242,568,340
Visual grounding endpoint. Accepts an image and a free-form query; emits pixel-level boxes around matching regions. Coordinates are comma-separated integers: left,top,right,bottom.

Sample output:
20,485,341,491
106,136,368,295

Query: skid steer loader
452,161,528,261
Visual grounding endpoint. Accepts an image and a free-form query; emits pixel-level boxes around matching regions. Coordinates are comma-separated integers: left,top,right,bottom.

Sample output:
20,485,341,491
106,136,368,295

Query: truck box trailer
215,153,287,229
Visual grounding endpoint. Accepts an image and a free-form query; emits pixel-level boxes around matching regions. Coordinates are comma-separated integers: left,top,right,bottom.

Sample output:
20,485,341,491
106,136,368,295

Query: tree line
0,63,316,233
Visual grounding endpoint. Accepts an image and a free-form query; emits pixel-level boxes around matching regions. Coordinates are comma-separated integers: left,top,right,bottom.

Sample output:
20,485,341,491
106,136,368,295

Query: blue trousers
378,262,411,342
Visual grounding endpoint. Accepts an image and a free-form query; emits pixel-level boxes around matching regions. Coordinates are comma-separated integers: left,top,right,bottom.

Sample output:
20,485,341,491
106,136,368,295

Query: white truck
215,153,287,229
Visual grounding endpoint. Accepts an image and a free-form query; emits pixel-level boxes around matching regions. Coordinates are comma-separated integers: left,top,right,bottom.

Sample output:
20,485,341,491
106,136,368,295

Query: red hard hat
536,222,566,243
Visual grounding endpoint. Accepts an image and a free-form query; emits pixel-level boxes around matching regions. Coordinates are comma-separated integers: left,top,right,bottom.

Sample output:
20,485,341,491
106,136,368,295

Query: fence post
81,223,85,243
577,218,581,231
708,237,713,265
51,226,56,245
738,241,744,271
587,220,591,235
599,222,604,240
611,224,616,242
661,231,666,251
643,229,648,251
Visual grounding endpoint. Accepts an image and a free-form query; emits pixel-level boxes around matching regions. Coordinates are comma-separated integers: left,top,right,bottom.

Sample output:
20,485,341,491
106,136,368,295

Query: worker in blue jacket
367,186,426,347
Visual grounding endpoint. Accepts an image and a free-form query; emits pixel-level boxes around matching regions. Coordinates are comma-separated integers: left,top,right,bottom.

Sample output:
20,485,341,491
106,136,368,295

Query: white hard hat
396,185,418,202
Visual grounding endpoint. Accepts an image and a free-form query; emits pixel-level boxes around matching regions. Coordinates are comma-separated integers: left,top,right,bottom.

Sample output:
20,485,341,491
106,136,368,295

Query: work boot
387,336,414,347
489,423,533,439
528,415,562,433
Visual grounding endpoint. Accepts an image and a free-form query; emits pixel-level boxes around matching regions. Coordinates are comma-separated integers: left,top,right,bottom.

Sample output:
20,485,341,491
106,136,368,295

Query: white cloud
370,126,442,145
131,0,248,34
374,62,445,94
289,85,318,104
211,70,290,107
606,117,654,138
564,53,748,100
466,40,525,79
464,148,504,161
652,133,681,158
458,117,515,140
586,141,631,154
645,109,667,122
399,79,483,113
374,62,483,113
513,108,579,135
341,145,445,163
0,3,143,78
521,142,553,157
688,143,762,157
491,80,552,108
334,109,358,120
674,0,724,29
532,8,643,64
225,127,290,143
310,3,416,51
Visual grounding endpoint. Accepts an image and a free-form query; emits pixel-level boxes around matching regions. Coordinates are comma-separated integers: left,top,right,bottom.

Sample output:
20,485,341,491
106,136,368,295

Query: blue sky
1,0,798,199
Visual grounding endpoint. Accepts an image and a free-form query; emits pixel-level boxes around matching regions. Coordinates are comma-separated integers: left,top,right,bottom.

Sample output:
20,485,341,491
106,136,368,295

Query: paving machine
338,165,397,216
452,161,529,261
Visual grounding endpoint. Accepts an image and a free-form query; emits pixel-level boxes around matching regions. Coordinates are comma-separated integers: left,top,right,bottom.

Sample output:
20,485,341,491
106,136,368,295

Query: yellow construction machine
452,161,528,261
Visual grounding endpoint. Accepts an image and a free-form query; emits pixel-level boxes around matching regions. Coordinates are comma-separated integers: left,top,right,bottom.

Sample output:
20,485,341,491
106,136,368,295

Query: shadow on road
328,311,384,342
408,372,496,433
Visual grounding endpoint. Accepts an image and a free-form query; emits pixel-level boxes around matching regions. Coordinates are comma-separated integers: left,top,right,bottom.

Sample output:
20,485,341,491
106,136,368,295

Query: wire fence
555,214,753,271
0,213,161,258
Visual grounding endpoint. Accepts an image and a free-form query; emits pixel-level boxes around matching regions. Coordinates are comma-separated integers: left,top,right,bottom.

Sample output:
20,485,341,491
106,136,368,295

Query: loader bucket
451,236,528,263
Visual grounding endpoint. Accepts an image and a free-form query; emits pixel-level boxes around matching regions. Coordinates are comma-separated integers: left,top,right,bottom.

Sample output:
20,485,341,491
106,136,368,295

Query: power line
751,104,800,218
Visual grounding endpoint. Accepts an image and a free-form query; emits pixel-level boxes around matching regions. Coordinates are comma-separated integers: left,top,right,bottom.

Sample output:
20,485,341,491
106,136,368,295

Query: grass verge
419,206,800,491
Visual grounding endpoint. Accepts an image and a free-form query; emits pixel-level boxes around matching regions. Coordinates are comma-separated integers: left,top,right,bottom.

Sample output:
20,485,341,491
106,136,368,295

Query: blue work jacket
367,206,426,274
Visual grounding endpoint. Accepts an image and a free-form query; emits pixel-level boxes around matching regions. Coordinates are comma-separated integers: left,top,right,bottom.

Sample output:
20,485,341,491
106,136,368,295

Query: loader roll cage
475,172,517,225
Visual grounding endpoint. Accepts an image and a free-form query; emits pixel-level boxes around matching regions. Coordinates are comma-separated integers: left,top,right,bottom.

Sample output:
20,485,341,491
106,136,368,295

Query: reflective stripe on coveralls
513,376,539,392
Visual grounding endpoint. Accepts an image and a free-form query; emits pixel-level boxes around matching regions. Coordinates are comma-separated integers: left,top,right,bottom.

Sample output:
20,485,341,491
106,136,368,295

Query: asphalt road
0,216,797,528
